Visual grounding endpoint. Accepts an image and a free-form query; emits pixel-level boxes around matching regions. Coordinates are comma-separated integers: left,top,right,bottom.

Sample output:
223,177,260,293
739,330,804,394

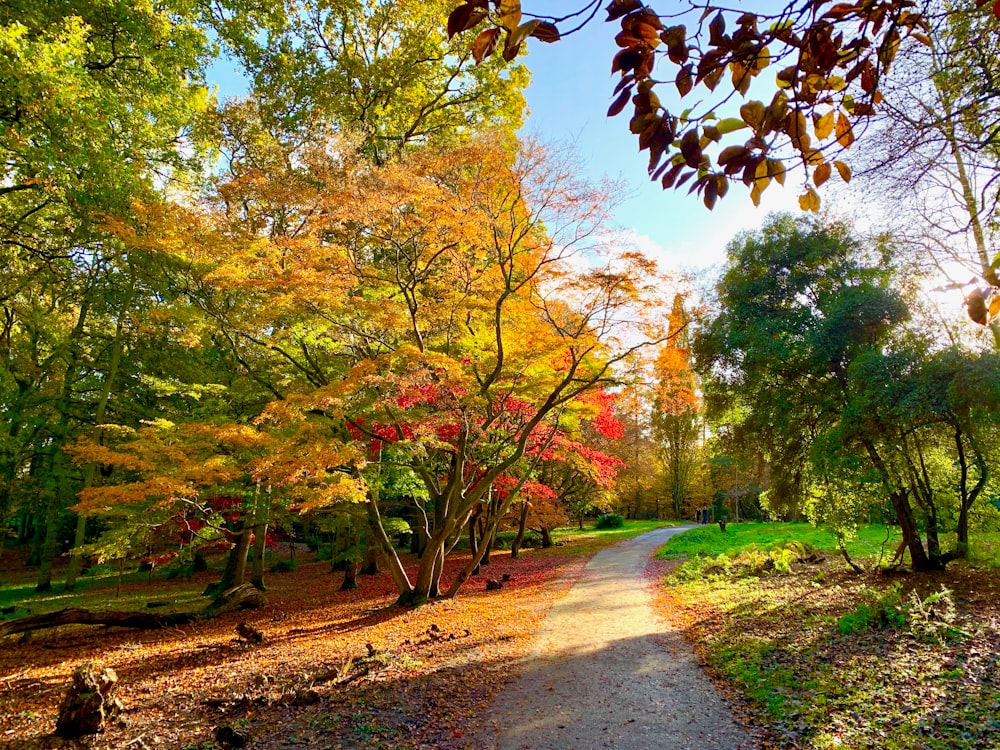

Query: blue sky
519,18,801,275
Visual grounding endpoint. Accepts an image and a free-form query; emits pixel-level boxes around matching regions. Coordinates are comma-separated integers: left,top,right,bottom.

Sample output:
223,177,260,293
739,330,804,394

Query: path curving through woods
480,526,756,750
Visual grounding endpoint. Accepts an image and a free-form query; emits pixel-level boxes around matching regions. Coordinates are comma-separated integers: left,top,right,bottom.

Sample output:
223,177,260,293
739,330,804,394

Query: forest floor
0,525,671,750
4,524,1000,750
647,549,1000,750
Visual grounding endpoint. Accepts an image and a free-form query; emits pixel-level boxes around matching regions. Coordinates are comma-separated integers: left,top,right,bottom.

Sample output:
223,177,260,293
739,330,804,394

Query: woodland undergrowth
650,552,1000,750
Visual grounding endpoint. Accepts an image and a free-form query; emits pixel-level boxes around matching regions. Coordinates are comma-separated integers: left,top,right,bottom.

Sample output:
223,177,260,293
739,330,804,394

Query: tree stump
54,663,122,737
718,519,727,532
208,583,267,615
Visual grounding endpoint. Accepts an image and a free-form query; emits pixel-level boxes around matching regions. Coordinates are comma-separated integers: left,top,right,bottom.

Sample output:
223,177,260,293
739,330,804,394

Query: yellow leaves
799,186,821,212
835,112,855,148
787,109,810,152
499,0,521,30
814,110,835,140
767,158,786,186
739,100,766,131
834,160,852,183
813,162,832,187
750,159,769,207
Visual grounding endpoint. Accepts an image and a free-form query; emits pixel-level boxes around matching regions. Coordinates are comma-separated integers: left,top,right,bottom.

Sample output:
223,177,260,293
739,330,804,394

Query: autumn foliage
79,136,665,603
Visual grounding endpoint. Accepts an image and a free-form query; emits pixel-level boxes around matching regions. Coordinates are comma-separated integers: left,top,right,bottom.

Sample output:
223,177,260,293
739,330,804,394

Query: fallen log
0,608,196,637
0,583,266,638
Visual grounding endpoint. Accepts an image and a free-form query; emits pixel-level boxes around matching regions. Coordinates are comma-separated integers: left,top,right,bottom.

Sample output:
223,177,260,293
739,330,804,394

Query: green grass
656,522,901,561
544,519,680,555
0,566,209,619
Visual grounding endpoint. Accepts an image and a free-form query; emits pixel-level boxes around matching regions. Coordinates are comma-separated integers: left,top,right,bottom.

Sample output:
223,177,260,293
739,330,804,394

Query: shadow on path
483,526,755,750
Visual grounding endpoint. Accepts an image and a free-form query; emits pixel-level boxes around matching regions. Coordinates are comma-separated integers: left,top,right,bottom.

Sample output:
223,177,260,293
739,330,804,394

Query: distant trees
696,214,999,570
651,295,700,519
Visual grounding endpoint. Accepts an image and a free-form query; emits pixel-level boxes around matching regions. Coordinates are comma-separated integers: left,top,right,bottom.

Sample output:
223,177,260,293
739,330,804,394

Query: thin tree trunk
367,494,414,601
216,522,251,594
36,294,92,592
249,483,268,591
540,527,552,548
66,280,131,589
510,503,529,559
340,557,359,591
361,546,380,575
469,514,480,575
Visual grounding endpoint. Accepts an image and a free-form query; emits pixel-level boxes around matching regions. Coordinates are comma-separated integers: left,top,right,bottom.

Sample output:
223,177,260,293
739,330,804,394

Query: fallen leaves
648,557,1000,749
0,549,587,749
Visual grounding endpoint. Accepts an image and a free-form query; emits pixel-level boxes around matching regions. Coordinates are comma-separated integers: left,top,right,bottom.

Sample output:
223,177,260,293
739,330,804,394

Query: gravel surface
479,526,756,750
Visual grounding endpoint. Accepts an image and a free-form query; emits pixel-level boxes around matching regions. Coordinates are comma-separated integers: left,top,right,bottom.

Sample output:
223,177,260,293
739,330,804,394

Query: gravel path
483,526,755,750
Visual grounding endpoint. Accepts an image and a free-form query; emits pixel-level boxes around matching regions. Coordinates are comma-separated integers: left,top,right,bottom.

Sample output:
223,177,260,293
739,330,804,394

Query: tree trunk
539,526,552,548
66,298,129,590
249,520,268,591
340,558,359,591
249,484,269,591
0,608,195,637
37,293,93,592
478,516,493,566
468,515,480,576
890,491,940,571
510,503,529,559
361,547,380,575
367,495,414,601
35,489,62,593
216,522,251,594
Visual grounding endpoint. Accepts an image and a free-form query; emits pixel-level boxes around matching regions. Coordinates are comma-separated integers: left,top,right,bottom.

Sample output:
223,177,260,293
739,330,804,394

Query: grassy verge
545,519,679,555
656,521,901,561
653,527,1000,749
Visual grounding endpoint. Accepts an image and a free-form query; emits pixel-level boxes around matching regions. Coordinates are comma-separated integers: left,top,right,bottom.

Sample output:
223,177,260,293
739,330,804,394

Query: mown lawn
655,521,902,561
652,524,1000,749
546,519,679,554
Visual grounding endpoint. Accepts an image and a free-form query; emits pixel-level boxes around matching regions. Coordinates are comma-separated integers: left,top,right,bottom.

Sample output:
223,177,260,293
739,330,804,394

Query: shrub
270,558,298,573
837,583,905,634
906,586,965,643
595,513,625,529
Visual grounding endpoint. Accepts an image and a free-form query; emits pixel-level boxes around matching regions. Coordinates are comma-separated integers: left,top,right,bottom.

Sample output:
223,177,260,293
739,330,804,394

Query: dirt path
478,526,755,750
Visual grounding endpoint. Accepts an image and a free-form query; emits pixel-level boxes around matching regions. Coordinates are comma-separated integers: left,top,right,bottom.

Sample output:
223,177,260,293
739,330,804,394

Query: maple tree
106,135,666,604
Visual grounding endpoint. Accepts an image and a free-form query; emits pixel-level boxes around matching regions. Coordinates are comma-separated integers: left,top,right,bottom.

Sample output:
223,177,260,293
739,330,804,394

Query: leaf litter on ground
646,552,1000,750
0,549,589,750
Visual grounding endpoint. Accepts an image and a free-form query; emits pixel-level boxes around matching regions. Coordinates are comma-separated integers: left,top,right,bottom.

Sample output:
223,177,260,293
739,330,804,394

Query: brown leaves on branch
965,267,1000,326
446,0,947,210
